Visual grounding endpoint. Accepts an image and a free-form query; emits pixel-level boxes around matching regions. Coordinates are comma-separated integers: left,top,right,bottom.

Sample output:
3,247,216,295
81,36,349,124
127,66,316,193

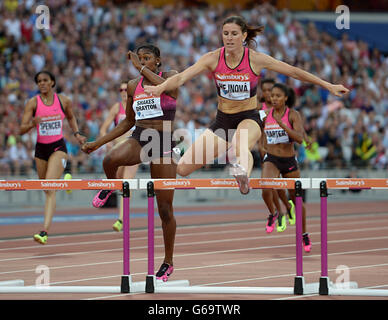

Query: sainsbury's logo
210,179,238,186
335,180,365,187
259,180,289,188
0,182,22,189
215,73,249,81
162,180,191,187
87,182,116,189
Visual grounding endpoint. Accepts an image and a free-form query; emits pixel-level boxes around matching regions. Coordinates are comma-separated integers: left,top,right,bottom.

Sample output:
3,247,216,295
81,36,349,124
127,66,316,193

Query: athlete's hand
76,133,87,146
127,50,142,70
272,111,284,126
328,84,349,97
144,84,163,97
81,141,99,154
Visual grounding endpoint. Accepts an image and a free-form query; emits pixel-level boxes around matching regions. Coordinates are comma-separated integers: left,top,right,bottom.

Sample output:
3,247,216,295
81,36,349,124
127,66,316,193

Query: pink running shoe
303,233,312,252
156,263,174,282
92,190,114,208
265,212,279,233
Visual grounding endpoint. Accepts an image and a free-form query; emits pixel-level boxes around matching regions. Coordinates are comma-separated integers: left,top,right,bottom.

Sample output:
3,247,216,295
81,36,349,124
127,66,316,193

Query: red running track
0,201,388,301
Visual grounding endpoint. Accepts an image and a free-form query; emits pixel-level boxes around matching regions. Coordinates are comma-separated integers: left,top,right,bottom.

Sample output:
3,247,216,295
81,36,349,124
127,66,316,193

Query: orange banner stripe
326,179,388,189
152,178,296,190
0,180,123,190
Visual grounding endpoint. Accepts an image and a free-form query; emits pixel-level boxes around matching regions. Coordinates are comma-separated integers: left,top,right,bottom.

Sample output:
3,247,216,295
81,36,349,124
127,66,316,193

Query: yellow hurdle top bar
139,178,311,190
0,179,138,190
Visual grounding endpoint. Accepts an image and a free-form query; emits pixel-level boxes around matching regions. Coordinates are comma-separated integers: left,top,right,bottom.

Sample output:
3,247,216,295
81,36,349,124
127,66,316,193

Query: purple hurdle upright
146,181,155,293
293,180,305,294
319,180,329,295
121,181,130,293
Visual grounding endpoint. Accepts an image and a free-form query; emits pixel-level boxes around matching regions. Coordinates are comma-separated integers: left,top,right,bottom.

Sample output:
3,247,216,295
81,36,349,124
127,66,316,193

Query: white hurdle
139,178,318,296
0,179,188,294
311,178,388,297
2,177,388,297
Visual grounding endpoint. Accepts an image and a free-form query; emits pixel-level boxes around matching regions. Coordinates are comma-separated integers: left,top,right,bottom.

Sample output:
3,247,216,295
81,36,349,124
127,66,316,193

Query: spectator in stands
7,137,33,176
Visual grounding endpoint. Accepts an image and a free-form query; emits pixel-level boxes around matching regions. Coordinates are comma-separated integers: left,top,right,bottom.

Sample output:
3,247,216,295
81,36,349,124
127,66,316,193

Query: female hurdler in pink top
35,93,66,144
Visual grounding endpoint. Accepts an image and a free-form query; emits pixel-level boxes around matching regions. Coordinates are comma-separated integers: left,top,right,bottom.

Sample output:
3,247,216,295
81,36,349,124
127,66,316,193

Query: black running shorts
129,126,177,160
209,109,262,142
35,138,68,161
263,153,299,175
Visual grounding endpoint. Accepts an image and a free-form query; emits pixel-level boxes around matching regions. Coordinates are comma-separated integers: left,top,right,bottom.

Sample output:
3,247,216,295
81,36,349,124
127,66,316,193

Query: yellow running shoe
276,214,287,232
112,219,123,232
33,231,48,245
64,173,72,194
287,200,296,225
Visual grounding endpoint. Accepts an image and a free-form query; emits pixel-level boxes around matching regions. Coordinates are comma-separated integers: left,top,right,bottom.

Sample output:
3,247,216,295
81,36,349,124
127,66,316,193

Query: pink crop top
132,72,176,121
264,108,293,144
35,93,66,144
114,102,126,126
213,47,260,101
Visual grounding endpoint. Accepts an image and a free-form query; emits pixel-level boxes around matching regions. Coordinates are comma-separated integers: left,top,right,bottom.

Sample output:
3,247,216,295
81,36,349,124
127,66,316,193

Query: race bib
264,128,290,144
38,115,62,136
133,94,164,120
215,73,250,100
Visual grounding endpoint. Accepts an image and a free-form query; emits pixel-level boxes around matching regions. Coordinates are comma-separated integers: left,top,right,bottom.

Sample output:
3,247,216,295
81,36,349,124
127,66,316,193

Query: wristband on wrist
74,131,81,137
140,65,146,74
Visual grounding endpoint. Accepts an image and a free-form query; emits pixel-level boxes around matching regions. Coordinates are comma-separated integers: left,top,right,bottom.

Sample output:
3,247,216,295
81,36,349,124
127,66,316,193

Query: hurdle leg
146,181,156,293
293,180,305,295
121,181,131,293
319,181,330,295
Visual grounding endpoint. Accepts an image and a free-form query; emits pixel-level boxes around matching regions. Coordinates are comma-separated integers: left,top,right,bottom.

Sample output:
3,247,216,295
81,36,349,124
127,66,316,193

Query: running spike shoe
287,200,296,225
92,190,114,208
276,214,287,232
265,212,279,233
33,231,48,245
112,219,123,232
156,263,174,282
64,173,72,194
230,163,250,195
303,233,312,253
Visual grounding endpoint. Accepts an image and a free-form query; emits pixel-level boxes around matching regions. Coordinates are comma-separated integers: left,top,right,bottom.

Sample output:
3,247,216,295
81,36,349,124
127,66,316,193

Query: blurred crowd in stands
1,0,388,176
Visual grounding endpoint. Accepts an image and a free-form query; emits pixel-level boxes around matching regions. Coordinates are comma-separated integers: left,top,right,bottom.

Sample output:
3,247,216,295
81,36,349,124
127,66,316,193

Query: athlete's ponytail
223,15,264,48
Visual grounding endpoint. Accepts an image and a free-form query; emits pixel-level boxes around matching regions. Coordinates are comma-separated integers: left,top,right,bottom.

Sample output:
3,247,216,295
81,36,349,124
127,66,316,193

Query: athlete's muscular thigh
46,151,67,179
177,129,228,176
105,138,143,167
233,119,261,151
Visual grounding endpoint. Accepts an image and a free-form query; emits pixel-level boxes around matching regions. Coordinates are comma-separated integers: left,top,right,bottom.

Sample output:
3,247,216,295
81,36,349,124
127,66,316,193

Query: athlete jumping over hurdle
144,15,349,195
19,71,87,245
81,44,179,282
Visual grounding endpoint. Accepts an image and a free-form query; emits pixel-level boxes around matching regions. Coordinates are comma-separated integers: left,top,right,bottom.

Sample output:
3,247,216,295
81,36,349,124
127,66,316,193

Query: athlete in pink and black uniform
257,78,296,234
98,81,139,232
19,71,86,244
82,44,178,282
261,83,311,252
144,15,348,196
259,78,275,112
